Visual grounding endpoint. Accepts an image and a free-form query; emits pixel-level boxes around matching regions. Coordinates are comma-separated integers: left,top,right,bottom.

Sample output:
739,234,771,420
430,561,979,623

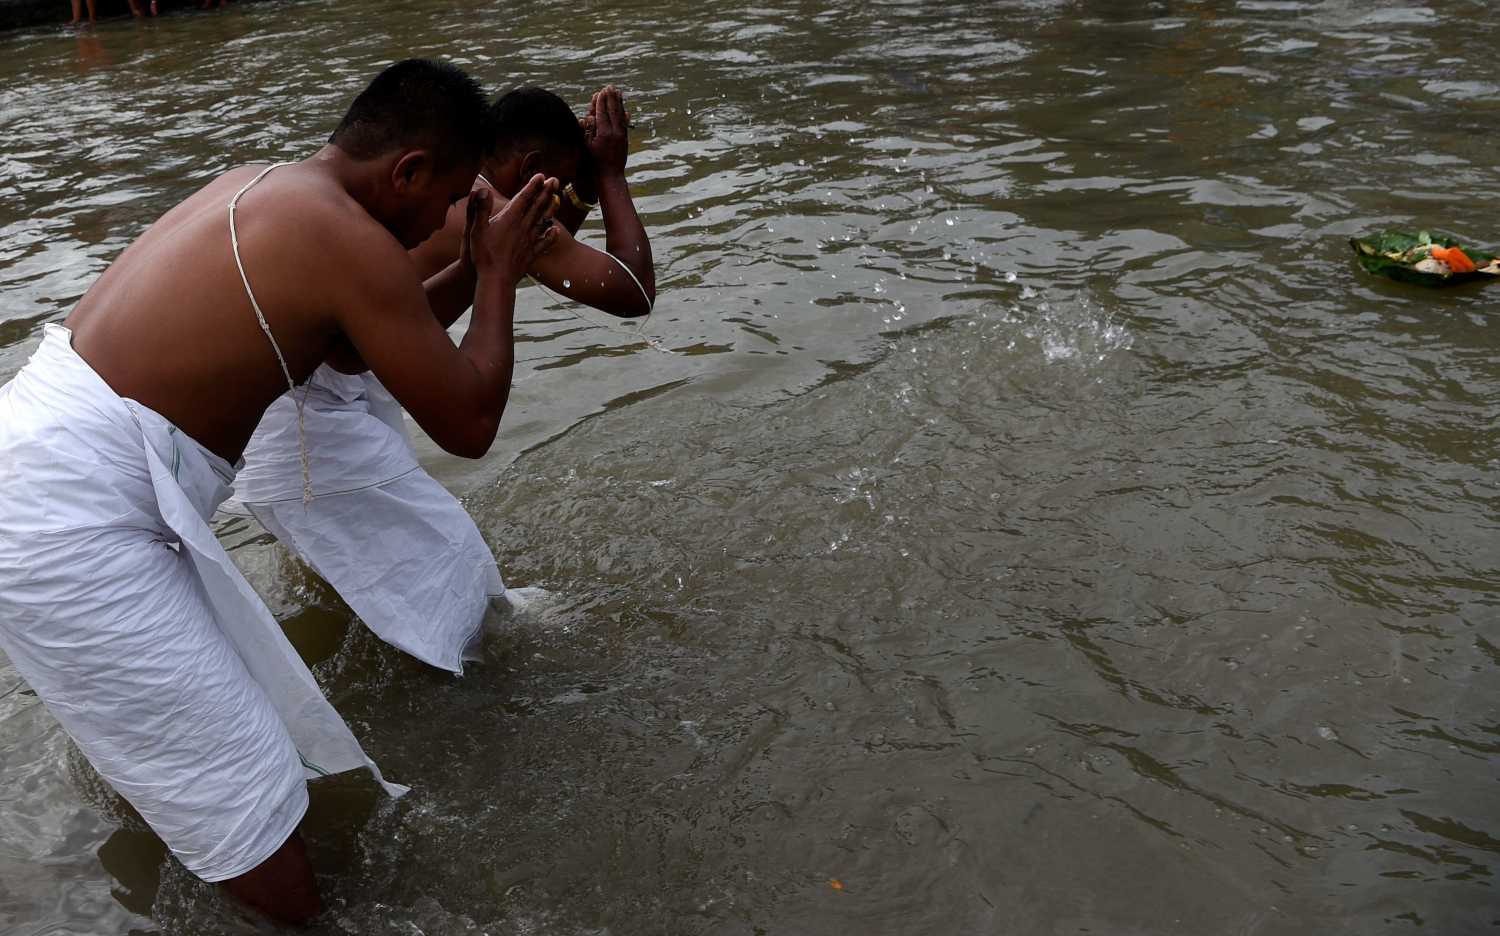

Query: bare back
66,162,403,462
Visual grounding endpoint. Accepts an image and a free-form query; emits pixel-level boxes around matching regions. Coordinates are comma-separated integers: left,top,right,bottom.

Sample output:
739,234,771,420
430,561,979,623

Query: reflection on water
0,1,1496,933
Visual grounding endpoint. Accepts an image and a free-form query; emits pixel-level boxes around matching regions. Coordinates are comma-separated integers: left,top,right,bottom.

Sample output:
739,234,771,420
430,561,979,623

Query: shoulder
321,206,423,317
232,163,420,318
231,163,392,251
271,167,416,286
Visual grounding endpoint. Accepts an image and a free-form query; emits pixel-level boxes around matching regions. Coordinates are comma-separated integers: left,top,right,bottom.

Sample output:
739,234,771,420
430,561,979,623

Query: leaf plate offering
1349,230,1500,287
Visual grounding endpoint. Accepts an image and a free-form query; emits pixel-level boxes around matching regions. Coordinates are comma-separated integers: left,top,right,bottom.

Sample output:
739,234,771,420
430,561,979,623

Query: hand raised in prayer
468,175,560,285
584,85,630,180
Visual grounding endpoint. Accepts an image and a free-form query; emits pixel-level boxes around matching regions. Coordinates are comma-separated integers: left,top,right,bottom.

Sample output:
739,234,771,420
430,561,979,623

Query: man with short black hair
234,84,655,674
416,84,654,314
0,59,556,923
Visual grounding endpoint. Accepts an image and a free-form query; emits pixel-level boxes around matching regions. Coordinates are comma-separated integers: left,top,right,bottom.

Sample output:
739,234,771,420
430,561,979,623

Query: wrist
594,171,629,201
473,265,519,315
594,167,627,188
476,256,520,289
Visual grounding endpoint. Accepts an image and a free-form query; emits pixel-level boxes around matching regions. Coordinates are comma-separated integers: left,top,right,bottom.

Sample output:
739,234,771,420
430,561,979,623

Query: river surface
1,1,1497,933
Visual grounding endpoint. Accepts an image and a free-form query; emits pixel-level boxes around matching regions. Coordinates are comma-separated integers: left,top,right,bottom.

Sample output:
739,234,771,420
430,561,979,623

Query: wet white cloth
0,325,405,883
234,365,504,675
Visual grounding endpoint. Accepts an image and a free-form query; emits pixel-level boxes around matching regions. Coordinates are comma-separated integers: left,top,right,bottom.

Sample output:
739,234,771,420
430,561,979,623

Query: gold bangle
563,182,597,212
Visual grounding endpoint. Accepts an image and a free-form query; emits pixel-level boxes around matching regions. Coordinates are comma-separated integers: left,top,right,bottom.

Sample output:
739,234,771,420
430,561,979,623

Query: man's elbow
437,415,500,460
601,287,654,319
615,298,652,319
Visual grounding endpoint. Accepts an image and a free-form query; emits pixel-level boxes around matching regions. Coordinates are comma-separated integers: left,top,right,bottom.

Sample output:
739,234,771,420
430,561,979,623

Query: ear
519,149,544,181
391,150,432,192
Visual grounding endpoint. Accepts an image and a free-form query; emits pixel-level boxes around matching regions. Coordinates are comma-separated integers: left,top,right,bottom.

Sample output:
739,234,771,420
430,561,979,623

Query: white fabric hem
244,471,503,677
193,781,310,884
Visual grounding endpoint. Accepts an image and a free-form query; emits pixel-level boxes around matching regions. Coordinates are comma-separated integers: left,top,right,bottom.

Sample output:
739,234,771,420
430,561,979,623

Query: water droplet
945,217,956,227
562,279,571,288
1005,271,1017,283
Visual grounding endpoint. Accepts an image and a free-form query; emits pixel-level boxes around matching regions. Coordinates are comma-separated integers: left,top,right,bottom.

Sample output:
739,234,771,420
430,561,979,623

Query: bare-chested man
0,60,556,923
232,84,655,673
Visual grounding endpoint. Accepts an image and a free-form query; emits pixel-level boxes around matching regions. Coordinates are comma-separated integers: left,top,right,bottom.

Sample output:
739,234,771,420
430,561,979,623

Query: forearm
330,258,475,375
424,258,479,329
456,269,517,420
595,172,655,305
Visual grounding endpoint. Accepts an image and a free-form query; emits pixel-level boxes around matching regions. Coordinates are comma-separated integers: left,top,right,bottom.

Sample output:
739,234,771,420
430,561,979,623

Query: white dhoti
234,365,504,675
0,325,405,884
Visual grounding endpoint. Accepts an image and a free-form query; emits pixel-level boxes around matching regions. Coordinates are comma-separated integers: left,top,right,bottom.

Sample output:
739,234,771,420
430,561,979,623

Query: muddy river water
0,1,1496,933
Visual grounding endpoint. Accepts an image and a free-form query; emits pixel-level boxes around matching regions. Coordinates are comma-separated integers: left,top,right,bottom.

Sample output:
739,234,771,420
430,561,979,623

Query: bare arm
412,190,650,321
335,177,558,458
398,85,657,327
413,123,658,320
327,201,476,374
582,86,655,310
422,253,477,328
528,225,651,318
410,200,468,286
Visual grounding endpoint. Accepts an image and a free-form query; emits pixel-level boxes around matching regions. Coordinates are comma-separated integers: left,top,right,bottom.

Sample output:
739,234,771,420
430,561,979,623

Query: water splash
1017,292,1134,366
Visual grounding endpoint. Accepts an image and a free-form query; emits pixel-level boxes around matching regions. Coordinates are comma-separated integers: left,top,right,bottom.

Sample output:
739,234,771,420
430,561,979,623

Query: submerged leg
223,828,321,924
0,529,314,923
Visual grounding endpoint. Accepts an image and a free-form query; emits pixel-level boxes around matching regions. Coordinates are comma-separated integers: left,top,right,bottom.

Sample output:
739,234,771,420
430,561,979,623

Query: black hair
490,86,585,164
330,59,491,169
